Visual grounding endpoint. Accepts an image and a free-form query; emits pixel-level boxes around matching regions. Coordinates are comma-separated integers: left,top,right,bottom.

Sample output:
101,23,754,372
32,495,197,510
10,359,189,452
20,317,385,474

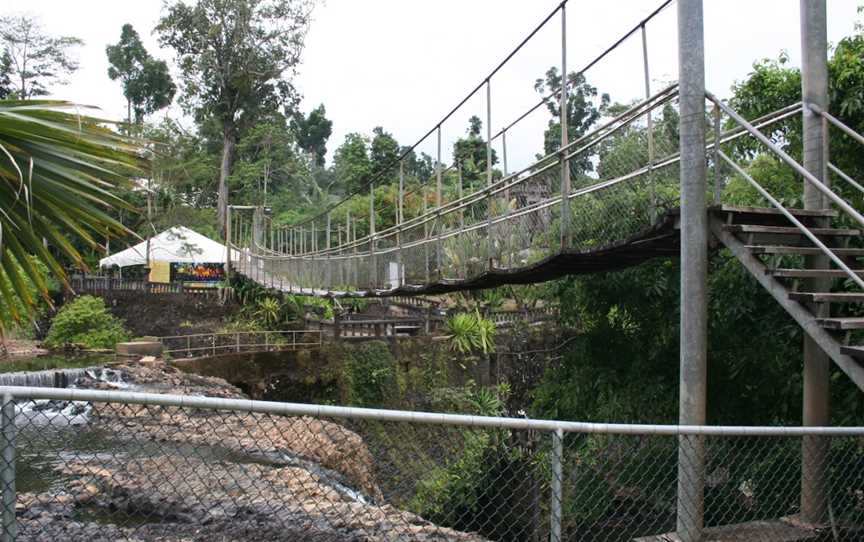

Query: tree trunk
218,123,236,236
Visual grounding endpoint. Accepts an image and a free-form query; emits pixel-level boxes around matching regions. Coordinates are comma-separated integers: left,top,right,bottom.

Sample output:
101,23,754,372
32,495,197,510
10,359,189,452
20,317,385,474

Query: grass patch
0,354,112,374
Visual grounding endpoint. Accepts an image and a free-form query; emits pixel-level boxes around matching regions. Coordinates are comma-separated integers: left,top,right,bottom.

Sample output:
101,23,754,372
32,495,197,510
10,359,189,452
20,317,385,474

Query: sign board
170,262,225,283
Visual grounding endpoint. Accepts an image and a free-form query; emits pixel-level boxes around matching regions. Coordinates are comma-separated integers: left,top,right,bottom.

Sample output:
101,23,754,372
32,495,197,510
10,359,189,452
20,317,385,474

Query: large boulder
115,340,163,358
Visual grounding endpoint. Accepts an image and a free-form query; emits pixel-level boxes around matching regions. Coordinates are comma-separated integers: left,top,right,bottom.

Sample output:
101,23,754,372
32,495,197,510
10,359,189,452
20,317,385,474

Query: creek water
7,363,371,529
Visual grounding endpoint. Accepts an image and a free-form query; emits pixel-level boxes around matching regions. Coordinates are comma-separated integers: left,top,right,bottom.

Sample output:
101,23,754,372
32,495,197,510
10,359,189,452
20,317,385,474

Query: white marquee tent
99,226,228,268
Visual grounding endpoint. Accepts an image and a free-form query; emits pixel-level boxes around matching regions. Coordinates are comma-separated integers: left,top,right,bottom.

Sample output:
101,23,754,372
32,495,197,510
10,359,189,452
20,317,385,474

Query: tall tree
369,126,400,177
332,133,372,194
0,51,12,99
106,24,176,125
453,115,497,186
535,68,609,173
291,104,332,167
0,15,83,99
157,0,315,232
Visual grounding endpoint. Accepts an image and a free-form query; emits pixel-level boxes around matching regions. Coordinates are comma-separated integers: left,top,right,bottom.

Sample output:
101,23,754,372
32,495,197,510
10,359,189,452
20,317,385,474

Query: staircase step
790,292,864,303
817,317,864,330
841,345,864,359
747,245,864,256
768,268,864,278
712,204,838,218
724,224,860,236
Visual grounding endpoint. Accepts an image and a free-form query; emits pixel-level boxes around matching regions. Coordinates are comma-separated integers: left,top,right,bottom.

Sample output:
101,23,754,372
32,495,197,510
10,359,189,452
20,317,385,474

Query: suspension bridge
225,0,863,539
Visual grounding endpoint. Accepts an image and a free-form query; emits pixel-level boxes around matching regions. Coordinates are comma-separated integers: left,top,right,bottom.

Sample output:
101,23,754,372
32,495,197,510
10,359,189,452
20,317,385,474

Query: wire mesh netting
2,394,862,541
231,90,683,295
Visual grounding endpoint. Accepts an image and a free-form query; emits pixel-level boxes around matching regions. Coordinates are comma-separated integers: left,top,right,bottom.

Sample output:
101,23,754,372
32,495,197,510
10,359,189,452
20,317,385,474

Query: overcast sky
8,0,862,171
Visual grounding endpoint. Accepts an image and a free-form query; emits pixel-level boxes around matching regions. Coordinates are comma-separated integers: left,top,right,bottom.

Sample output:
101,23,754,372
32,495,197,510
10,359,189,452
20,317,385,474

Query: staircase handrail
707,92,864,232
709,93,864,290
805,103,864,196
717,150,864,290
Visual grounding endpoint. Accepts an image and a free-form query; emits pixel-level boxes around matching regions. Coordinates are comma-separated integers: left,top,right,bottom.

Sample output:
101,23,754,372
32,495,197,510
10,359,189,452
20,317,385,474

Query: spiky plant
0,100,145,331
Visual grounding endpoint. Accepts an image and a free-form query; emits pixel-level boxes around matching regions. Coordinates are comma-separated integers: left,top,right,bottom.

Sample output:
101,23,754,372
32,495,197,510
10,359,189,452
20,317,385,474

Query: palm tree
0,99,145,330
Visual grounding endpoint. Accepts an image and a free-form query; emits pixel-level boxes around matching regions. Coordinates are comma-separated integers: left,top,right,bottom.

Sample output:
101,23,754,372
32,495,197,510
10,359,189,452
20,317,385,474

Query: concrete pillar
800,0,830,524
676,1,708,540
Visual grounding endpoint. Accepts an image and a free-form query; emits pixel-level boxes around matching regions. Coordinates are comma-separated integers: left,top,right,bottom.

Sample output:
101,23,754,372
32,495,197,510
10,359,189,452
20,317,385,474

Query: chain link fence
1,387,862,541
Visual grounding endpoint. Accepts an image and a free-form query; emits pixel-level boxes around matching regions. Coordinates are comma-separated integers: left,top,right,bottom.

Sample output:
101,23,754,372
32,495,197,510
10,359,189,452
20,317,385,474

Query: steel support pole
486,79,495,266
642,23,657,218
559,5,571,249
423,188,429,283
502,129,511,267
676,1,707,541
436,125,443,277
1,394,15,542
347,212,352,287
370,181,377,289
225,206,232,282
398,161,404,286
713,104,723,203
550,428,563,542
326,214,332,290
800,0,830,524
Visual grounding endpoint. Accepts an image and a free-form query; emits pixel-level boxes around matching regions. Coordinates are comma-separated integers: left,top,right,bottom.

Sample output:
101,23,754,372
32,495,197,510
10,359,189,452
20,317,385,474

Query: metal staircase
707,94,864,392
710,205,864,392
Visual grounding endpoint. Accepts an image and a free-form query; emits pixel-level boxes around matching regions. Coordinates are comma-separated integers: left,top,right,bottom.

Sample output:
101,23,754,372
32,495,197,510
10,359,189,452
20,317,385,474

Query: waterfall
0,368,90,388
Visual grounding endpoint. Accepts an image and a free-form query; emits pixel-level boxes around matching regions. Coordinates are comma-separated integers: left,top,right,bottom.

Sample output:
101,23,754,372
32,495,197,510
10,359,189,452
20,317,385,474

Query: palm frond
0,100,146,331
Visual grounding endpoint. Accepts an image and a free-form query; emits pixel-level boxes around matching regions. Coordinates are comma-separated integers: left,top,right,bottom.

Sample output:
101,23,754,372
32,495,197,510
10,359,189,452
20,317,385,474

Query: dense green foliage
44,296,130,349
343,341,399,407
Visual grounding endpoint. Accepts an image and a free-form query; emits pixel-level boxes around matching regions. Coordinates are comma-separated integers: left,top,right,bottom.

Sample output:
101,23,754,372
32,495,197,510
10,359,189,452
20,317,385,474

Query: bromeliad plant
0,100,146,331
445,310,496,355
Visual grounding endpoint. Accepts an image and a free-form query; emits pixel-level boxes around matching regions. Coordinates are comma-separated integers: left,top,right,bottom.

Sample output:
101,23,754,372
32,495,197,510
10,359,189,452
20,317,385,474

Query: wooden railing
70,275,219,297
385,295,440,312
312,315,444,340
158,330,322,357
488,307,558,328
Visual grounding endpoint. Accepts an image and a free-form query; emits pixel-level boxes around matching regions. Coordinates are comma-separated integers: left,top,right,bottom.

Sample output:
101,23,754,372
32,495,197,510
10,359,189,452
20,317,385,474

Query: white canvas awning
99,226,230,268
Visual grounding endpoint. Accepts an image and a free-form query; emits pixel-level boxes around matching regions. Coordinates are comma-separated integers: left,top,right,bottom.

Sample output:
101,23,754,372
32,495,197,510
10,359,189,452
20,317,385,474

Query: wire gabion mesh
2,393,863,542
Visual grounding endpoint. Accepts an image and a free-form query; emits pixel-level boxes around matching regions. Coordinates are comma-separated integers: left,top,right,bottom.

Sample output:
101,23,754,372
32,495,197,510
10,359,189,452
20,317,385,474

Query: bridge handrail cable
282,0,675,232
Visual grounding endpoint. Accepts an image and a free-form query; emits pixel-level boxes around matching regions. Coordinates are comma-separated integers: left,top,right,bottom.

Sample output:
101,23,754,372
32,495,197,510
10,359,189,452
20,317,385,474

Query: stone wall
67,290,238,337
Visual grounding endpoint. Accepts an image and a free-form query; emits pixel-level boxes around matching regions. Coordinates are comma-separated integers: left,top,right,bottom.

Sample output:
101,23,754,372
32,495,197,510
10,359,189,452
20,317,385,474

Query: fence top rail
158,330,322,341
2,385,862,437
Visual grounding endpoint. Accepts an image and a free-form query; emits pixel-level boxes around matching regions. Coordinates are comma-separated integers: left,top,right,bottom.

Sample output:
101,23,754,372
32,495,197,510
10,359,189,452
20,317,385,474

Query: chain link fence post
1,394,16,542
550,428,563,542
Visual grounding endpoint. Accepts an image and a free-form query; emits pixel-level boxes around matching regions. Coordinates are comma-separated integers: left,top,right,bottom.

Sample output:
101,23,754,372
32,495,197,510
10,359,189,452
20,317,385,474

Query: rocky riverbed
14,360,486,541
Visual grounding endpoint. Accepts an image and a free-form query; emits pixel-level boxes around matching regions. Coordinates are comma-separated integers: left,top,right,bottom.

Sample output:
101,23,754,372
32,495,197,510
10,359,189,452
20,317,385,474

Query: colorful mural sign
170,262,225,283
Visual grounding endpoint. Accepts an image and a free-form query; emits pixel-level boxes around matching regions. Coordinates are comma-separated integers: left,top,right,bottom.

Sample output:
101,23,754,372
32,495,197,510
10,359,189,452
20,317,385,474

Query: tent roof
99,226,228,268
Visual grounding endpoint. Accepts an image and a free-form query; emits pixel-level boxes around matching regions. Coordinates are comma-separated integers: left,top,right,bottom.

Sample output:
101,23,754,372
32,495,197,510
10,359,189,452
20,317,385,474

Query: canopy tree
369,126,400,180
332,132,372,194
0,52,12,99
453,115,497,187
535,68,609,174
156,0,315,232
291,104,332,167
106,24,176,125
0,15,83,99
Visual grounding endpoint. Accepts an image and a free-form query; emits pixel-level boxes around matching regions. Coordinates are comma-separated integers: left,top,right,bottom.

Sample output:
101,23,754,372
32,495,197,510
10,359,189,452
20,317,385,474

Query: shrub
343,341,398,407
44,296,130,349
444,310,496,355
